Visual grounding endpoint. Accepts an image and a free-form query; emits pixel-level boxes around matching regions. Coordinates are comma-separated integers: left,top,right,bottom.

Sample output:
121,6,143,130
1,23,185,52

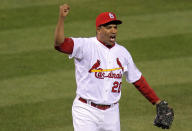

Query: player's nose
111,27,117,34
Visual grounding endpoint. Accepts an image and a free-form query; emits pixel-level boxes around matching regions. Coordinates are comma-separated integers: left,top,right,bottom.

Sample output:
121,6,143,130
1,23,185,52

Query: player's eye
105,26,112,29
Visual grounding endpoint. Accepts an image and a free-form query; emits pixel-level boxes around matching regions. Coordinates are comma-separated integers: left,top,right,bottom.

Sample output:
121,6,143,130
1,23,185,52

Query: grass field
0,0,192,131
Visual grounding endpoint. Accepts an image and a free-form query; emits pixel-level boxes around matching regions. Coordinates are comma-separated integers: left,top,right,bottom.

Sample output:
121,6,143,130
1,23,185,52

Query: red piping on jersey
89,59,101,73
54,38,74,54
96,37,115,49
133,75,160,105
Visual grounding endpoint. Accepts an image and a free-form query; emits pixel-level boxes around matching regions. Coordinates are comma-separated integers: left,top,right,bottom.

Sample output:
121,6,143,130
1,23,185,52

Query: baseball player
54,4,174,131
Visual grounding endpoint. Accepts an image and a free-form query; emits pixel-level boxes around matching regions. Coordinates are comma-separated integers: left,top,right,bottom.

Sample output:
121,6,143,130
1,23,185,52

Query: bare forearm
54,17,65,45
54,4,70,46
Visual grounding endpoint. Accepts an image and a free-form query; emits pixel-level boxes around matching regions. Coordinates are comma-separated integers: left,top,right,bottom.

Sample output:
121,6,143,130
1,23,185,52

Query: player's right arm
54,4,70,45
54,4,74,54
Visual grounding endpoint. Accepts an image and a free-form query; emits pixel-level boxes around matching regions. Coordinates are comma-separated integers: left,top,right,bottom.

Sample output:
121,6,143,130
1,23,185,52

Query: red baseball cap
96,12,122,27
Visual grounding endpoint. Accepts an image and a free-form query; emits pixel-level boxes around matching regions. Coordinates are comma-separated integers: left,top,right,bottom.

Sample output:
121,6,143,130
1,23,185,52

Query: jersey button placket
107,50,111,67
106,50,113,101
104,50,110,102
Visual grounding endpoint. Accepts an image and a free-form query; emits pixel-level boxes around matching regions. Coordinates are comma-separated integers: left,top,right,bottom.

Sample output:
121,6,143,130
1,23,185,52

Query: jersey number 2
112,81,122,93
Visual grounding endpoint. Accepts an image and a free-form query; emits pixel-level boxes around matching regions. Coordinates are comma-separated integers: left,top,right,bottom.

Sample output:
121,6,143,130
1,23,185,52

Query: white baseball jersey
69,37,141,105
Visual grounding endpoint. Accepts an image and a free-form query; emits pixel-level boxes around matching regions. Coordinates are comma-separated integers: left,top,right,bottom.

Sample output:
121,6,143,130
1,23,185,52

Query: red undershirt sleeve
54,38,74,54
133,75,160,105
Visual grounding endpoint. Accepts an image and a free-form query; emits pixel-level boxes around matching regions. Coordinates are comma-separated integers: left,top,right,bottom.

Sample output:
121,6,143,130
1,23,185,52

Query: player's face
97,24,118,46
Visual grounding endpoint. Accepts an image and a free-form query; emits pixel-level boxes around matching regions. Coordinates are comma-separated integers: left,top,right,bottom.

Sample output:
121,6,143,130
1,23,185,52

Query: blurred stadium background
0,0,192,130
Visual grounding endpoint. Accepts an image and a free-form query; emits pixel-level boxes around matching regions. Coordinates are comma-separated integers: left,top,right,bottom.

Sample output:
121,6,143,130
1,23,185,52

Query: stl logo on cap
109,12,114,19
95,12,122,27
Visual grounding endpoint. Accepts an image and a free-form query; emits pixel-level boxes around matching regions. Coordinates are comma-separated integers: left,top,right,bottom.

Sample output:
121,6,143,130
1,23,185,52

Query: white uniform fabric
72,96,120,131
69,37,141,131
69,37,141,105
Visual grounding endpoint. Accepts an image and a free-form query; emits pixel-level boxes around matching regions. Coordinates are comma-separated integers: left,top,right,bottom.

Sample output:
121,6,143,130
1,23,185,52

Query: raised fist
59,4,70,18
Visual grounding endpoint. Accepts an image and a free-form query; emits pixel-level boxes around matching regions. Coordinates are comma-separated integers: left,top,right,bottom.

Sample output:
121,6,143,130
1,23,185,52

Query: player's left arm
133,75,174,129
133,75,160,105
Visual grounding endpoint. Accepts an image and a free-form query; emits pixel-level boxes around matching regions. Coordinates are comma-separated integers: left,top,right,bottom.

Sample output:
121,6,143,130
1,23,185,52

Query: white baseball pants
72,96,120,131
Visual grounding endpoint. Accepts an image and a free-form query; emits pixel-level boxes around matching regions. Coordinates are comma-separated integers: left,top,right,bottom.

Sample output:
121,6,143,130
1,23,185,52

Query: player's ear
96,26,102,33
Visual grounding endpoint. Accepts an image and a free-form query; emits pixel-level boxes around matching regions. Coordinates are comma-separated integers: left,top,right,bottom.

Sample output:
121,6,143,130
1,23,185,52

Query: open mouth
110,35,116,42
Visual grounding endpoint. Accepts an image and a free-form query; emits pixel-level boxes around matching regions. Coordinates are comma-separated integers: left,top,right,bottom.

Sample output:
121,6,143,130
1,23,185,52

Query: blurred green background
0,0,192,130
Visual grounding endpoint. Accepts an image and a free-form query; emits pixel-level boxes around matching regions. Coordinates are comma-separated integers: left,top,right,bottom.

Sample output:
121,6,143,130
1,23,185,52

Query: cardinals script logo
89,58,124,79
